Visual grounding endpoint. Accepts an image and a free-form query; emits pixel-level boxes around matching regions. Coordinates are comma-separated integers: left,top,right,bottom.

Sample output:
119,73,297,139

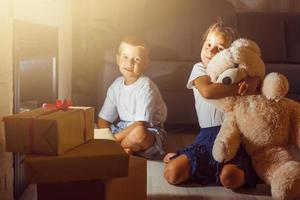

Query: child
163,22,260,189
97,36,167,159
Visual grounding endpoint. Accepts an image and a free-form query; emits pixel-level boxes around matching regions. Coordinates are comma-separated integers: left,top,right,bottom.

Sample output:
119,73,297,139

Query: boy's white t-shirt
99,76,167,125
187,62,224,128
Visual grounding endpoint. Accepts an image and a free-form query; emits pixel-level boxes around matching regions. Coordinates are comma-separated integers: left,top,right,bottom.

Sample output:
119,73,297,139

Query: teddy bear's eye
222,77,232,85
217,46,225,52
233,63,239,68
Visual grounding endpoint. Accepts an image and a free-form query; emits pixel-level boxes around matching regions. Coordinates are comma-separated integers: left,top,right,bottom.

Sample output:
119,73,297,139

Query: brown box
37,180,105,200
3,107,94,155
104,155,147,200
35,155,146,200
24,139,129,184
68,106,94,141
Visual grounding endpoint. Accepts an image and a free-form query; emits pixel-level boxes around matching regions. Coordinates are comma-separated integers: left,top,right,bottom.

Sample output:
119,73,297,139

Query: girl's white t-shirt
187,62,224,128
99,76,167,125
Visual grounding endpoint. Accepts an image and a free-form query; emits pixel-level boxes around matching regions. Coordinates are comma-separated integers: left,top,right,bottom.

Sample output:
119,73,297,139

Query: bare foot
124,148,133,155
163,153,176,163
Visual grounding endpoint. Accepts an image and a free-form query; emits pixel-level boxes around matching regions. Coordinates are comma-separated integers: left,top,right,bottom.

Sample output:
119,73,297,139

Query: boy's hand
238,76,260,96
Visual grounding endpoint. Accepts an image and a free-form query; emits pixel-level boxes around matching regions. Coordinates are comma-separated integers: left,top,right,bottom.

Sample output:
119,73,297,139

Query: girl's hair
202,20,239,45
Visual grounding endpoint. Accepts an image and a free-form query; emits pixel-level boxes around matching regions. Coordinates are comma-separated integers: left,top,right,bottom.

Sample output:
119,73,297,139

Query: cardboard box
105,155,147,200
3,107,94,155
35,155,146,200
24,139,128,184
68,106,94,142
94,128,115,140
37,180,105,200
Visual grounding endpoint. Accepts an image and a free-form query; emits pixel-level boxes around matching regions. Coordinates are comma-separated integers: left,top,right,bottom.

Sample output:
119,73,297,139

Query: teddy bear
206,38,300,200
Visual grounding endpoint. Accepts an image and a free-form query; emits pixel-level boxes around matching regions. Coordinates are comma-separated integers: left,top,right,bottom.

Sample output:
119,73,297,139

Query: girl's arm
194,75,260,99
194,75,239,99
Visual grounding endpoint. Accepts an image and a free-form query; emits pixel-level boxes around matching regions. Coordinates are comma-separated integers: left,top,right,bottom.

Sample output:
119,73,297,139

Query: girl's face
200,30,231,68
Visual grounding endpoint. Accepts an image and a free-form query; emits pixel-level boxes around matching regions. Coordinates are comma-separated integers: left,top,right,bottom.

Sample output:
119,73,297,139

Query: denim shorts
111,121,167,159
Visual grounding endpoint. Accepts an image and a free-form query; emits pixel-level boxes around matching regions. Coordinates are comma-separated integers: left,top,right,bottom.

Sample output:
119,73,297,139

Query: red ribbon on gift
42,99,73,110
28,99,88,153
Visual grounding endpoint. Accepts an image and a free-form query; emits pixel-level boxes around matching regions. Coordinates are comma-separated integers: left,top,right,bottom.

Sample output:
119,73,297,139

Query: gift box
24,139,129,184
37,180,105,200
94,128,115,140
68,106,94,141
104,155,146,200
35,155,146,200
3,106,94,155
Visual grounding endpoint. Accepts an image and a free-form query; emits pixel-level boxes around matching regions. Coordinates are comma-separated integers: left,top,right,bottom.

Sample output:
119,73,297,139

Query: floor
18,129,274,200
147,160,272,200
147,129,272,200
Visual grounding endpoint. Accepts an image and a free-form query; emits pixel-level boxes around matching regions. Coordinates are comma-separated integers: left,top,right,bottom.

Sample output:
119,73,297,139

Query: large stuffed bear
206,38,300,200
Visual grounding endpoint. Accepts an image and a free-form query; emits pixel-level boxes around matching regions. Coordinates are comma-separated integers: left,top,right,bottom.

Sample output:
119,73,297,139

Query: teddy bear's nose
222,77,232,85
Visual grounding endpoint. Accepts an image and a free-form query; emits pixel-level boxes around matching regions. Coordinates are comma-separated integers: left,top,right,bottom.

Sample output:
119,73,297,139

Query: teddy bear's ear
262,72,289,101
231,38,261,56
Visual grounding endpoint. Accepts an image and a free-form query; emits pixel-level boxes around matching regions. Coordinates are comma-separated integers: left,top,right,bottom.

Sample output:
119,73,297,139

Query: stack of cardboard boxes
3,106,146,200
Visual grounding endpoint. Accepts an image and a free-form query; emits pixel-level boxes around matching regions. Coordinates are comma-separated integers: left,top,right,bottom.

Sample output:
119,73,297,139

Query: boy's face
201,30,231,68
117,42,148,84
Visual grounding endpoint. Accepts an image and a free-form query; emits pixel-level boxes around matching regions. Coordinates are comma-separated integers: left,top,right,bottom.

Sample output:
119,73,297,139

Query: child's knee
163,156,190,185
219,164,245,189
123,125,155,151
128,125,148,144
164,163,183,185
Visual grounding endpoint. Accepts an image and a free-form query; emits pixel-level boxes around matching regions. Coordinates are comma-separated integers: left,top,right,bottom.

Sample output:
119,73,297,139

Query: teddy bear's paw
262,72,289,101
212,140,231,163
271,161,300,200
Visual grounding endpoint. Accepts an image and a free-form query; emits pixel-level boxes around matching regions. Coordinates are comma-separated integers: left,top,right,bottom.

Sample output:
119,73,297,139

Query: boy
98,36,167,159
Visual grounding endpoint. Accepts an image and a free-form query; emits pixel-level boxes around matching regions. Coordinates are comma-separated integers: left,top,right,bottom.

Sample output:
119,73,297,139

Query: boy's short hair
202,20,239,45
118,36,149,58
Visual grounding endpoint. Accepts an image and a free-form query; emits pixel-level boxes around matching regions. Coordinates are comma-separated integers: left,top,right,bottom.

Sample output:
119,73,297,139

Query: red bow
42,99,73,110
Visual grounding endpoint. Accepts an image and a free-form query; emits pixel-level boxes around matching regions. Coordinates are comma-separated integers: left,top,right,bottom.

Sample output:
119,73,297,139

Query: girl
163,21,259,189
